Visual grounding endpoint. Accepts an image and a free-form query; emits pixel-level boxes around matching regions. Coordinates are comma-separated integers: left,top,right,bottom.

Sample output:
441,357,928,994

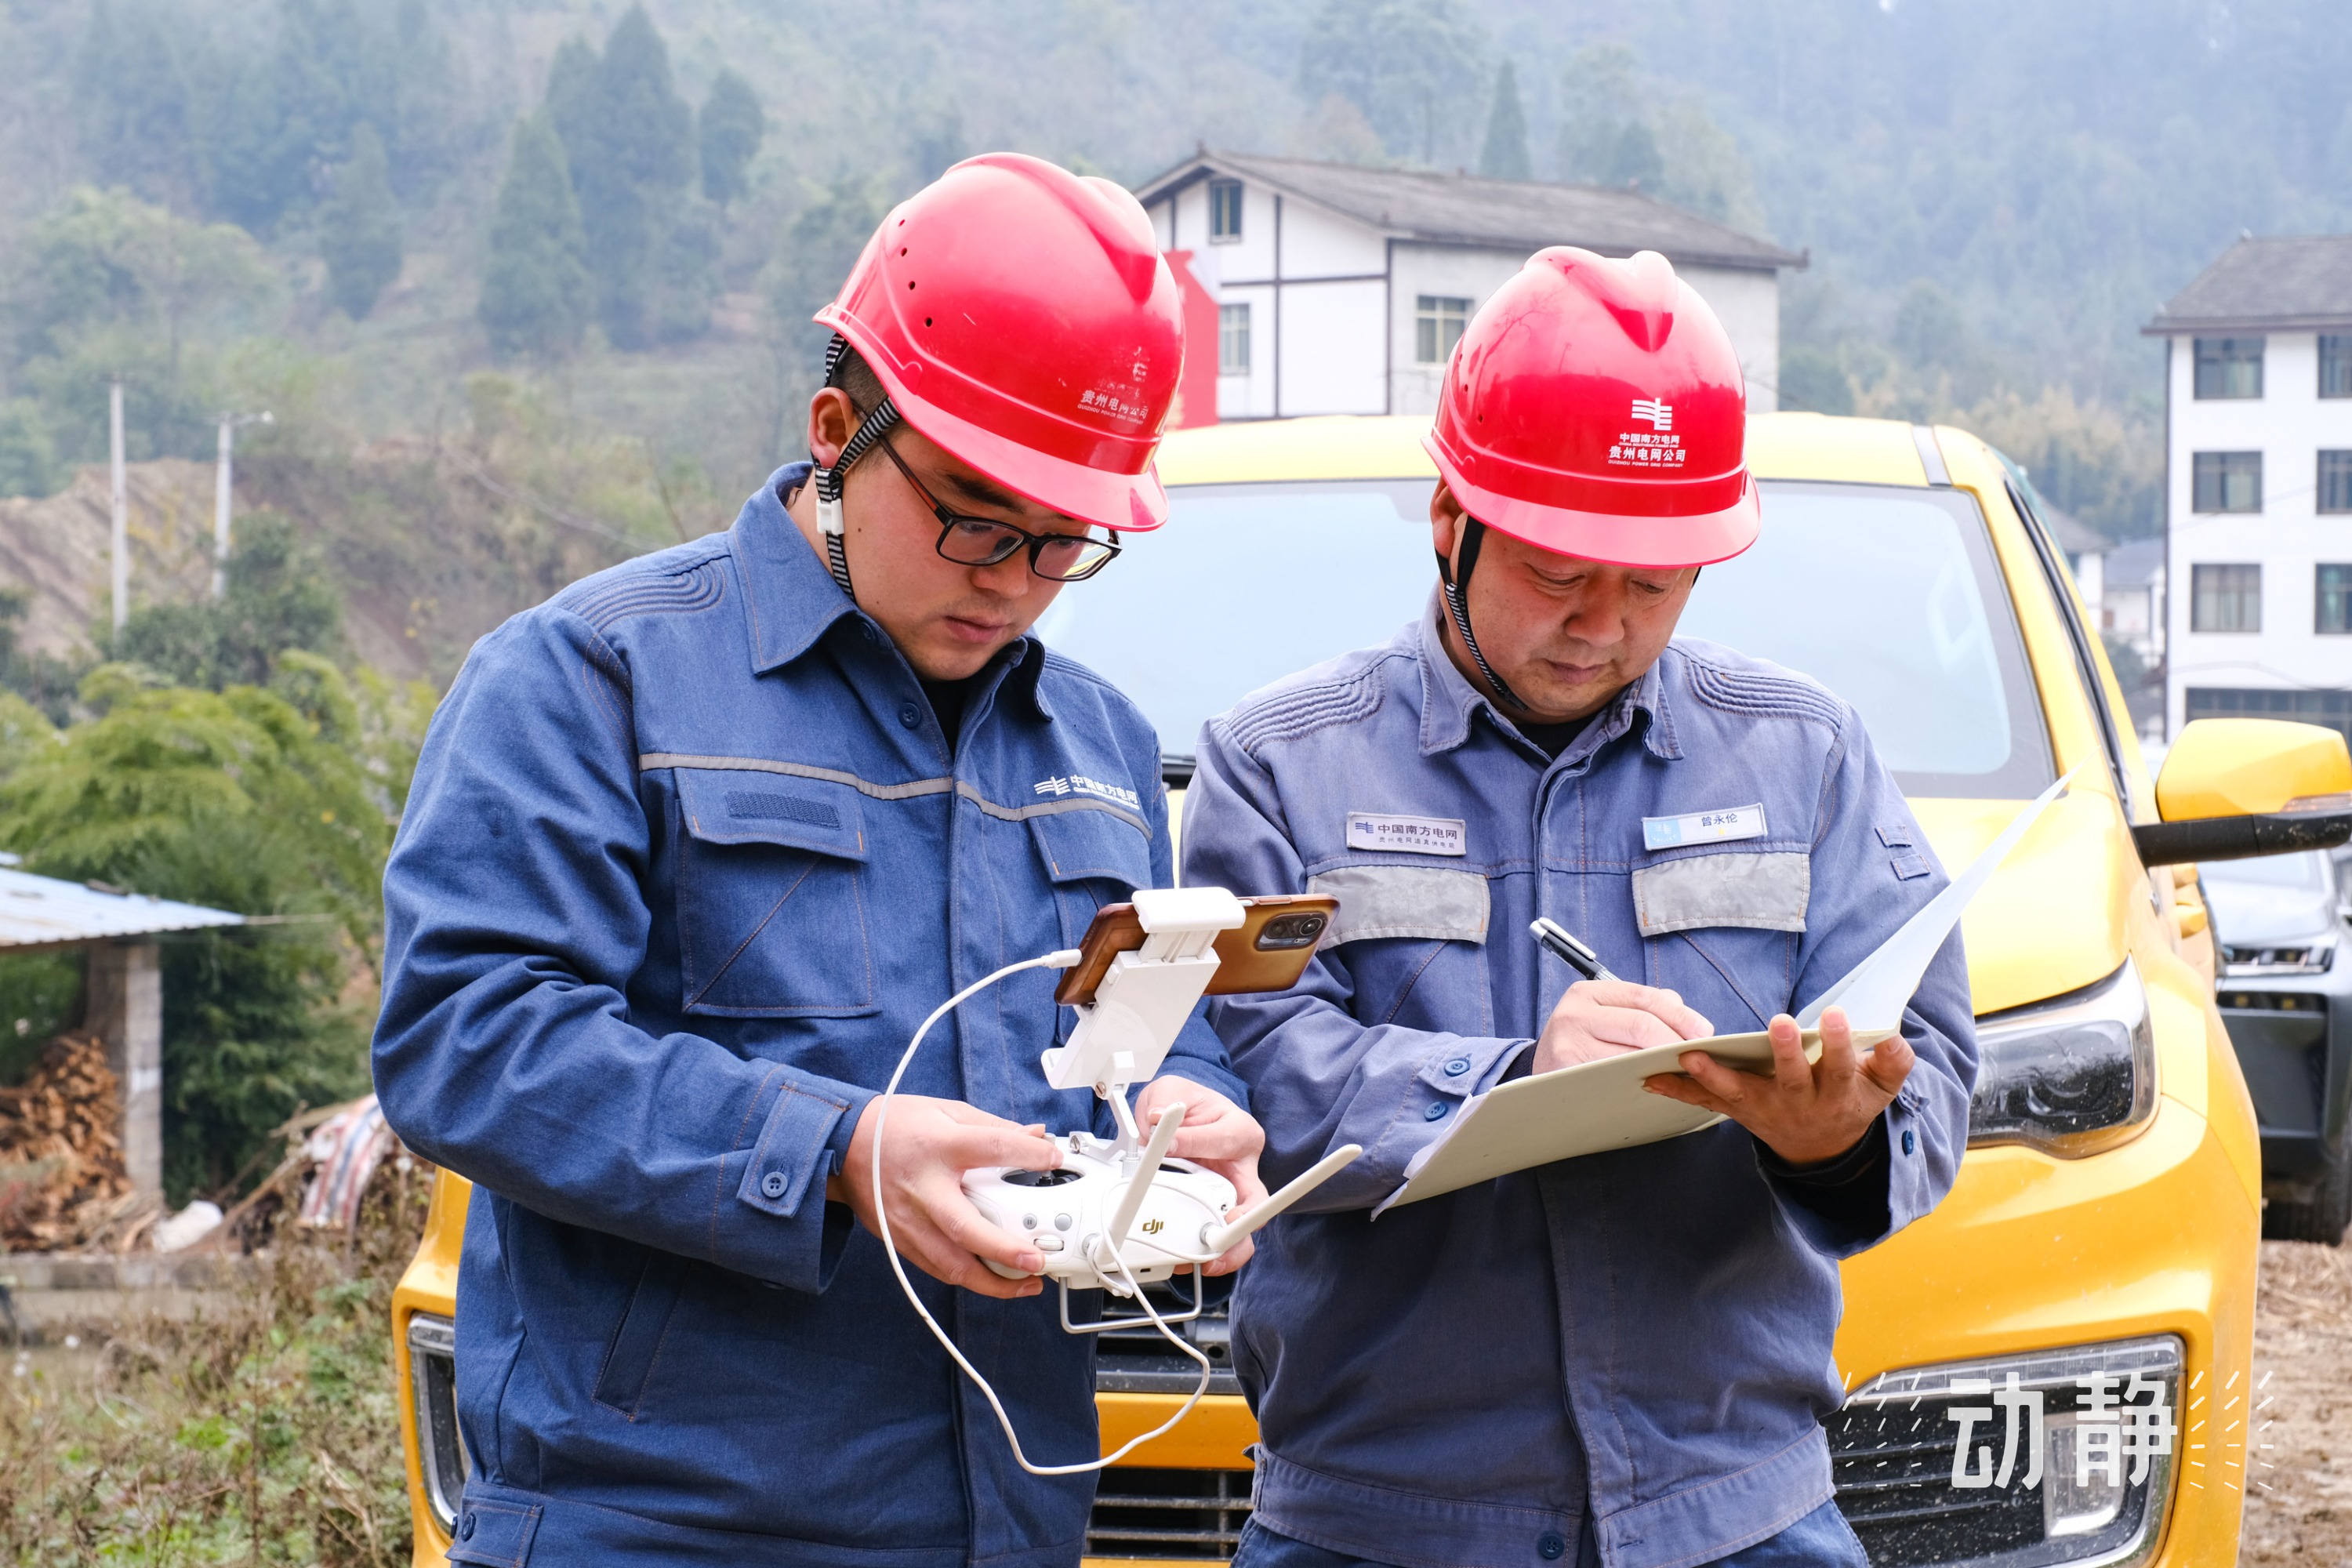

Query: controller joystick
966,1134,1239,1289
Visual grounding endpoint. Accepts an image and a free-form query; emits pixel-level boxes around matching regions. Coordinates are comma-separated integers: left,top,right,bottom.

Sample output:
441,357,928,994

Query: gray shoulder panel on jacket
1221,652,1403,758
1674,644,1849,734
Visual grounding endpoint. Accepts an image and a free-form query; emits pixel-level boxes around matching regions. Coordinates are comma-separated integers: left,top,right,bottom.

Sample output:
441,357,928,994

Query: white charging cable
869,950,1220,1476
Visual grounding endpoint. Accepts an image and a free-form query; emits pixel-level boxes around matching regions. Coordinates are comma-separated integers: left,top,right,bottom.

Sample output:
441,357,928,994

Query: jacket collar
1414,590,1681,764
732,462,1051,720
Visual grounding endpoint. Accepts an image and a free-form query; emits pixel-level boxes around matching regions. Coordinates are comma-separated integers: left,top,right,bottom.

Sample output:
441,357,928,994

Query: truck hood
1913,795,2132,1018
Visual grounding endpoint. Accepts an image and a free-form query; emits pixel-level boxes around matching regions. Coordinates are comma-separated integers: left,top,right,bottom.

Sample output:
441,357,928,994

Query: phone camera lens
1254,912,1327,949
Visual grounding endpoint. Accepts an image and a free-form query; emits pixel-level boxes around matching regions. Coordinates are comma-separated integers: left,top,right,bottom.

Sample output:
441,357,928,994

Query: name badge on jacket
1642,804,1766,851
1347,812,1466,856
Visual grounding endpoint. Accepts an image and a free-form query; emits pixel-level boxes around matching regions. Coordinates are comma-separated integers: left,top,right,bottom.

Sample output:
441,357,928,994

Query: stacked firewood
0,1034,140,1251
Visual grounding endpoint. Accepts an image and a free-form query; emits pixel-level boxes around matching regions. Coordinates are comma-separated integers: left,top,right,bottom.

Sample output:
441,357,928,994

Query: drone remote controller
967,1134,1236,1288
878,886,1361,1472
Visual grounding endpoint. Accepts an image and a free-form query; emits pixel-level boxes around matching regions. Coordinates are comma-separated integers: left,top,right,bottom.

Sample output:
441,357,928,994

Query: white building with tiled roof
2146,234,2352,743
1135,151,1805,423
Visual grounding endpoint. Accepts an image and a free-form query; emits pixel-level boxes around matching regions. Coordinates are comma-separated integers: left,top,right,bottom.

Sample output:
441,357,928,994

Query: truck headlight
1969,960,2156,1158
1830,1335,2183,1567
2221,931,2336,977
405,1312,468,1535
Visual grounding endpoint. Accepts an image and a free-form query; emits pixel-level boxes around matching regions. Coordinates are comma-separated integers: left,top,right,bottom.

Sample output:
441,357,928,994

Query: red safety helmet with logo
806,154,1185,598
1421,246,1759,706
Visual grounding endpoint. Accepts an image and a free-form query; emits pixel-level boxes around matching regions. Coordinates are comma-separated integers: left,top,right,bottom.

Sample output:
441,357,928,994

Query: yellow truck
396,412,2349,1566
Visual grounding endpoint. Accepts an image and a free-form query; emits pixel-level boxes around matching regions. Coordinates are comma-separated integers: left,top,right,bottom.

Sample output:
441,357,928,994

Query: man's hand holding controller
828,1080,1268,1298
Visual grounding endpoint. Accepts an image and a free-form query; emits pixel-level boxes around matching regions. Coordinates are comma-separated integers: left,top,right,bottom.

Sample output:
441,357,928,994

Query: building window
2319,566,2352,633
2193,336,2264,399
1417,296,1472,365
2322,451,2352,514
2191,451,2263,514
2322,336,2352,398
1208,180,1243,242
1218,303,1250,376
2191,564,2261,633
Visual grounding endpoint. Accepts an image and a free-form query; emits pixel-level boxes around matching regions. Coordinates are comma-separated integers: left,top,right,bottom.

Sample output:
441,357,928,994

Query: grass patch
0,1162,430,1564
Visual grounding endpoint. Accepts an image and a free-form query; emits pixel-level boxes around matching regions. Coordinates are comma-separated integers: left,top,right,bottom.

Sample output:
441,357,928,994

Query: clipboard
1370,768,2078,1214
1370,1026,1898,1215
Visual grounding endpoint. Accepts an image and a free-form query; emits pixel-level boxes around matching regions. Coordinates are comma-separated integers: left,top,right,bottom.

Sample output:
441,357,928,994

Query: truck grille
1086,1467,1251,1559
1091,1278,1242,1396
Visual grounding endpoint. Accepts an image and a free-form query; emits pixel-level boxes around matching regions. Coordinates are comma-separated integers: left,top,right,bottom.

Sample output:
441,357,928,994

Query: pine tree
568,6,694,349
543,38,602,176
1479,63,1530,181
479,114,591,360
205,0,390,231
1297,0,1487,166
318,124,403,318
698,70,765,207
1555,43,1660,188
387,0,468,198
73,0,198,203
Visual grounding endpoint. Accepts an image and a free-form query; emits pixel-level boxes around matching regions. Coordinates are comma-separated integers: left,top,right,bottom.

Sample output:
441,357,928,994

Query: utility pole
109,377,128,633
212,410,272,598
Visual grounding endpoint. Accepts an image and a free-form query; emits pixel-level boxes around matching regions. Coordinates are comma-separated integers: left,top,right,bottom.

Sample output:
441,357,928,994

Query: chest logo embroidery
1033,774,1142,809
1346,812,1467,856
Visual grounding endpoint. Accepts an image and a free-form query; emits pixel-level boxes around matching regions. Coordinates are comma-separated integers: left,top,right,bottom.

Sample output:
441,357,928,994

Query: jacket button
898,701,922,728
1444,1058,1471,1076
1537,1532,1566,1560
761,1171,788,1199
1425,1101,1448,1120
458,1513,477,1541
1902,1128,1916,1156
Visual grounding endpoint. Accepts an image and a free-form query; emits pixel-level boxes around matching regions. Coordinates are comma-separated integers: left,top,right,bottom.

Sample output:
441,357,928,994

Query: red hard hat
1422,248,1759,569
817,154,1183,533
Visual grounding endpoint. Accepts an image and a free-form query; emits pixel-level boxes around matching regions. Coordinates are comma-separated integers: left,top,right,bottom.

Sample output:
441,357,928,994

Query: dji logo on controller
1631,397,1673,430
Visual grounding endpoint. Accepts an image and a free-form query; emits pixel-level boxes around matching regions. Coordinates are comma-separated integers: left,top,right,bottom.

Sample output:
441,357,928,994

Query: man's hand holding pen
1528,917,1715,1071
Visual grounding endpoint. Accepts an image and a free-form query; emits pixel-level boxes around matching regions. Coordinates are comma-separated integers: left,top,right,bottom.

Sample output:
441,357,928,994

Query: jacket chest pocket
673,769,877,1018
1631,850,1808,1029
1306,863,1492,1031
1029,807,1154,951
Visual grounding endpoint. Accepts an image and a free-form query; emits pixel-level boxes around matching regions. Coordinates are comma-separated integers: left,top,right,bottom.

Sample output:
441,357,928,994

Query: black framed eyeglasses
875,436,1120,583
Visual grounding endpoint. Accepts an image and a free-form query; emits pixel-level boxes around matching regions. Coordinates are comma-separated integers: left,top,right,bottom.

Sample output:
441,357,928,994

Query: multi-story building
2148,235,2352,745
1135,151,1802,423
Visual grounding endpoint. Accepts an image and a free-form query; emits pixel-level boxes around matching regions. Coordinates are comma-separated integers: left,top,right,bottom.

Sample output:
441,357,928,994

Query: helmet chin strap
810,336,902,603
1434,514,1527,714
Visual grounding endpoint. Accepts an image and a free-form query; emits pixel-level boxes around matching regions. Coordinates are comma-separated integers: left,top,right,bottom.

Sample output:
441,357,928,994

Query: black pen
1530,917,1621,984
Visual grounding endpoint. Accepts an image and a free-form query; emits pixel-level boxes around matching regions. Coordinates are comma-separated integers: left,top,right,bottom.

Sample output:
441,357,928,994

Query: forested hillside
1,0,2347,575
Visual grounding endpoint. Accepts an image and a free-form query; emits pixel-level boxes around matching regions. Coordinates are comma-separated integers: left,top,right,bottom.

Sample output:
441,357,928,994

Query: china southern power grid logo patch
1612,396,1685,469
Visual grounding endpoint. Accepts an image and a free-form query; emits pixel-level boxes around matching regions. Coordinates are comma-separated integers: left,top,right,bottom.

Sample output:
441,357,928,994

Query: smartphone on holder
1053,894,1338,1007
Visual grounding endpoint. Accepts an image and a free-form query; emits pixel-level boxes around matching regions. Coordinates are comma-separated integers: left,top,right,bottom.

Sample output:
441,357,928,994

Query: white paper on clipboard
1370,768,2077,1215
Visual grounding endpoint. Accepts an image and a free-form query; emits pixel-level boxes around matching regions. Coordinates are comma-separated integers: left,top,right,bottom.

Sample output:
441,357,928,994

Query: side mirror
2132,719,2352,866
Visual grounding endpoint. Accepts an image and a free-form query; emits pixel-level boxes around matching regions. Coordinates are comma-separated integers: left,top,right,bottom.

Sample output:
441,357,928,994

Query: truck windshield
1036,477,2052,799
1679,481,2053,798
1030,480,1434,760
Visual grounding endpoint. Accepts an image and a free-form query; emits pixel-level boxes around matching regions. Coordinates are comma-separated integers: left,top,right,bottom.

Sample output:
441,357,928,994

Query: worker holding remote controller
372,157,1268,1566
1181,249,1976,1568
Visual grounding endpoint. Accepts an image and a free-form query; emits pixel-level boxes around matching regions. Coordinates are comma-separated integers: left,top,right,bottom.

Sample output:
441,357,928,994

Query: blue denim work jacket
1179,607,1977,1568
373,463,1245,1568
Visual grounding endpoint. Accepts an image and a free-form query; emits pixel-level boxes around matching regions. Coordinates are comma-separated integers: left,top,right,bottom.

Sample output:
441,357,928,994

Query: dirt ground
2241,1240,2352,1563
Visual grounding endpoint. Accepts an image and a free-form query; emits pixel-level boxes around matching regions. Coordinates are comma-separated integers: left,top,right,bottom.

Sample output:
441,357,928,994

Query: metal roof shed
0,863,243,1196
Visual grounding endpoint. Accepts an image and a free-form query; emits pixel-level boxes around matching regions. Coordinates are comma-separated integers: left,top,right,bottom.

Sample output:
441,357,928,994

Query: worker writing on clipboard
1179,249,1978,1568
